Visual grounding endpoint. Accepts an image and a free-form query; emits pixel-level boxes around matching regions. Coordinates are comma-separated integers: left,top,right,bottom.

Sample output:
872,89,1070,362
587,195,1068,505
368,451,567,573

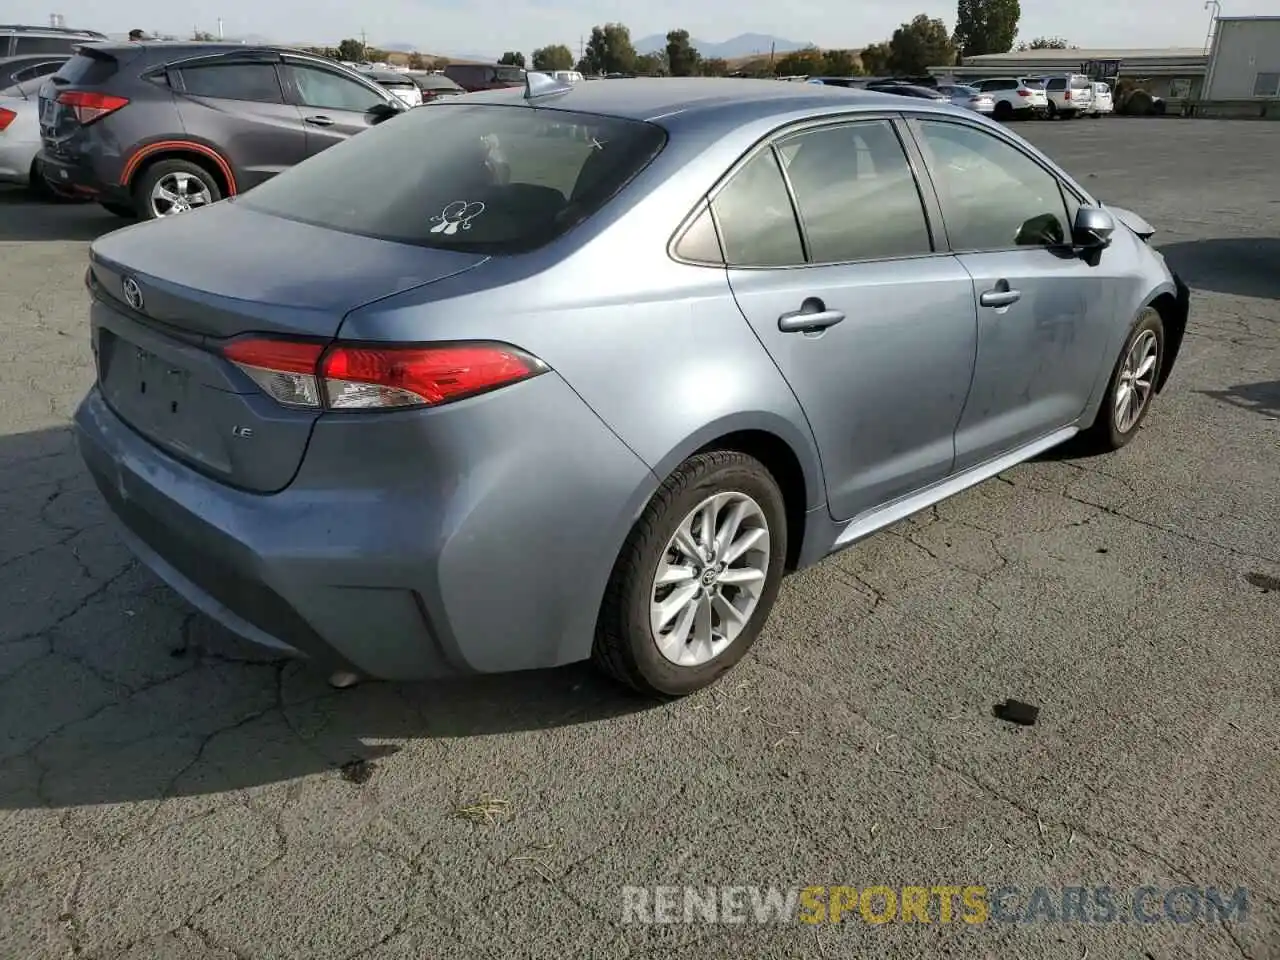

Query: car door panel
712,121,978,523
281,62,387,156
909,117,1120,470
729,260,978,520
172,60,305,189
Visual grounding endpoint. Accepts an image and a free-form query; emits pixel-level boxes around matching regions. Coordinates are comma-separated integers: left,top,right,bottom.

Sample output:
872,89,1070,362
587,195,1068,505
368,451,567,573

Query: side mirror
368,101,404,124
1072,205,1115,249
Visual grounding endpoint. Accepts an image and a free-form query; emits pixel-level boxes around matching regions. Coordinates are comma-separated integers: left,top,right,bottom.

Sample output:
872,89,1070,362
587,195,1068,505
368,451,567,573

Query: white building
1203,15,1280,100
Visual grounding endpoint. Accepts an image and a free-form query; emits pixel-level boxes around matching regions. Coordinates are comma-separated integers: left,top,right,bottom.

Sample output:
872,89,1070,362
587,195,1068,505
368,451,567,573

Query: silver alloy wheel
649,491,771,667
150,172,213,217
1114,329,1159,434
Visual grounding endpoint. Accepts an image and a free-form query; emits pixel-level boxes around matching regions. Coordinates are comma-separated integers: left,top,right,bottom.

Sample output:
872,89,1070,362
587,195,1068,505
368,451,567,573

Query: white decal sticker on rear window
430,200,486,235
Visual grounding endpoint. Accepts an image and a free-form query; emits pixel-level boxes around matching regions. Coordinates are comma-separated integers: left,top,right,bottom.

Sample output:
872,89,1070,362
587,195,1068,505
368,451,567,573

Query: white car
0,54,68,191
1040,73,1095,119
1089,81,1114,116
972,76,1050,121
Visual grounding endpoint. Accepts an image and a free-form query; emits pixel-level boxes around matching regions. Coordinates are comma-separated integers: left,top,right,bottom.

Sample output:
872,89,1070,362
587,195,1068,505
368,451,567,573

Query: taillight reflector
0,107,15,132
1017,89,1031,97
57,90,130,125
223,339,546,411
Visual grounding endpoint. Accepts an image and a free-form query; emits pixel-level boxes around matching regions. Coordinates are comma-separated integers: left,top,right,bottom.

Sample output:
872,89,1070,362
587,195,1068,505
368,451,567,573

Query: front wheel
592,450,788,699
1081,307,1165,452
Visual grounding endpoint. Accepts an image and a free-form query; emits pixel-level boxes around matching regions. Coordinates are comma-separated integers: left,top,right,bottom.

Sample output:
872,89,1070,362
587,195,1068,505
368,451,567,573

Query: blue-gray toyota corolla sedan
75,77,1190,698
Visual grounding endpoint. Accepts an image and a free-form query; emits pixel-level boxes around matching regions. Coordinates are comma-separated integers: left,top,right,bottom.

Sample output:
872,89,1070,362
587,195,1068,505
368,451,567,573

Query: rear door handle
304,115,335,127
979,287,1022,308
778,301,846,334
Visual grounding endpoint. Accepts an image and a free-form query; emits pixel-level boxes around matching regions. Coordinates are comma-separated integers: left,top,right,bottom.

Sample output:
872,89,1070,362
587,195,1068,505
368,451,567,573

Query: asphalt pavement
1,118,1277,959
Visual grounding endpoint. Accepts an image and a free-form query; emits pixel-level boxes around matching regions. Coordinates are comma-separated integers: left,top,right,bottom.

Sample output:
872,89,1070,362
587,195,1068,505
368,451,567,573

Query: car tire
993,100,1013,122
1047,102,1058,120
133,158,221,220
592,450,788,699
1081,307,1165,452
100,201,138,219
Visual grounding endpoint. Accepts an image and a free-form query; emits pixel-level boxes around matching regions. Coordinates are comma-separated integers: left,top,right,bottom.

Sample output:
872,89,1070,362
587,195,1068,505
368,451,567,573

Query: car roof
362,68,413,82
460,76,959,130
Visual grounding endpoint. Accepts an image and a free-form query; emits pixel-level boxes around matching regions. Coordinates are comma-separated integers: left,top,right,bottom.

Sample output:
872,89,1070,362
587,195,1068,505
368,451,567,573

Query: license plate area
99,330,199,455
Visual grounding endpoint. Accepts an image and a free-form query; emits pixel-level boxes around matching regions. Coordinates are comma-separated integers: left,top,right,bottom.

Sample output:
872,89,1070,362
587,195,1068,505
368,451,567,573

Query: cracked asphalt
1,118,1278,959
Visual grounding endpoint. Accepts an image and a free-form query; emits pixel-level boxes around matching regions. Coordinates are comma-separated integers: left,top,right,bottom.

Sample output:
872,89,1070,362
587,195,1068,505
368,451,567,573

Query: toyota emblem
122,276,144,311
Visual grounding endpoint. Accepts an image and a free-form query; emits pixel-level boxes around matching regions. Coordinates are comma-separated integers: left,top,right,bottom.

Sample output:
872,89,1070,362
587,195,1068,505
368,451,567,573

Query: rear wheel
993,100,1013,122
1081,308,1165,452
592,450,788,699
133,158,221,220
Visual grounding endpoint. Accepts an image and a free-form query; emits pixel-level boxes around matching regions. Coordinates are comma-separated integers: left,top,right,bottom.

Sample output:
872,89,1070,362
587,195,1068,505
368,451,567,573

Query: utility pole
217,17,224,40
360,28,368,58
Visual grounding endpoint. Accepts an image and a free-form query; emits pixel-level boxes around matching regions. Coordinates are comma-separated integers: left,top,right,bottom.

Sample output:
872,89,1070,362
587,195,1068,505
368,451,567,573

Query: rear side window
496,66,525,83
711,149,804,267
1,59,65,96
52,52,119,86
778,120,932,263
179,62,284,103
1046,78,1065,90
13,36,78,55
239,103,667,253
444,65,480,84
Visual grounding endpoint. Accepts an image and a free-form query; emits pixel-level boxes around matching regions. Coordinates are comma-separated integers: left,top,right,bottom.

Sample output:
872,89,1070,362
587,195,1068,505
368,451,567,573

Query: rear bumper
38,148,130,202
76,375,657,681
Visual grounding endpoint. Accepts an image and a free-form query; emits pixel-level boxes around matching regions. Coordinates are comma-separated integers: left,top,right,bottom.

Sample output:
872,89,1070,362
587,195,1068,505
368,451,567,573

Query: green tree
665,29,702,77
582,23,637,75
191,29,217,41
635,51,668,75
858,42,892,75
775,46,826,76
337,37,365,61
532,44,575,71
499,50,526,67
407,51,426,70
888,14,955,75
822,49,861,76
702,57,730,76
953,0,1020,57
1020,36,1070,49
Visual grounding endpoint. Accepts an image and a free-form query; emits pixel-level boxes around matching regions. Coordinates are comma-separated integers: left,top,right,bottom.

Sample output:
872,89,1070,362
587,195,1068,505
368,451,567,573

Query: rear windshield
238,103,667,253
1021,79,1044,89
1070,76,1092,89
51,51,119,85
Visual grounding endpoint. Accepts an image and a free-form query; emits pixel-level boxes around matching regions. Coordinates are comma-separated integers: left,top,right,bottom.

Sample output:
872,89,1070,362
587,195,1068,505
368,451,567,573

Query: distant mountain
634,32,812,60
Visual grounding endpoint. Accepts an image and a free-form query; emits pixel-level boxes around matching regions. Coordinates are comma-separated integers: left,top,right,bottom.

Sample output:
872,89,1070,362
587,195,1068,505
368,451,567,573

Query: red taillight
0,107,15,132
1064,90,1072,101
57,90,129,125
223,338,546,411
1017,89,1031,97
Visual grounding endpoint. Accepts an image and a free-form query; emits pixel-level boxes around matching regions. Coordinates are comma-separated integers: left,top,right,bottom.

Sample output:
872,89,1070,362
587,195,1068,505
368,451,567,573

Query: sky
13,0,1278,57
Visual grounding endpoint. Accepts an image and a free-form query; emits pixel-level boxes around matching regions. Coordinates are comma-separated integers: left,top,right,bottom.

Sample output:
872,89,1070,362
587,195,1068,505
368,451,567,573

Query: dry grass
453,795,512,825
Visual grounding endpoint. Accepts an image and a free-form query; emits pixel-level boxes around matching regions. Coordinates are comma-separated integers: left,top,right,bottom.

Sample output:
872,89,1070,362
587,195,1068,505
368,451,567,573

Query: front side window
286,64,386,111
777,120,932,263
710,148,804,267
915,119,1071,252
239,103,666,253
179,62,284,103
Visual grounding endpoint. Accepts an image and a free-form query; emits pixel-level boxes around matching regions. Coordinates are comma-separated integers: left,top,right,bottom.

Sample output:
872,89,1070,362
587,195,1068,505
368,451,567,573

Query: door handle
778,300,846,334
304,115,335,127
979,283,1022,309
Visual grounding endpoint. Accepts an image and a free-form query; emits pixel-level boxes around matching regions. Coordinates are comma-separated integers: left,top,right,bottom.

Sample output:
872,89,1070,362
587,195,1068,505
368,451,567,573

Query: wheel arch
120,138,238,197
643,413,826,573
1145,283,1189,393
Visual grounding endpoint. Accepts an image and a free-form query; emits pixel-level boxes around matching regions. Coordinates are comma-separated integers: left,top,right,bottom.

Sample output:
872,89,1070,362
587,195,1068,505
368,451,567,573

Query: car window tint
288,64,386,111
1,59,64,96
778,120,931,263
239,103,666,253
674,205,722,263
13,36,77,55
916,120,1071,252
180,63,283,103
711,148,804,268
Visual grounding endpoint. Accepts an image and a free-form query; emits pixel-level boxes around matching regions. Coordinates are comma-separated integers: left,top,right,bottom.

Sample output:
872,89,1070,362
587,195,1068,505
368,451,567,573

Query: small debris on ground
1244,572,1280,594
993,699,1040,726
455,795,511,825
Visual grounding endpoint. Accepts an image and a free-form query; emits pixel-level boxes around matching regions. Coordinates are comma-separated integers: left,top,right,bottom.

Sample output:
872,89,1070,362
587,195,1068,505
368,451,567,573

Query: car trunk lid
88,201,489,492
